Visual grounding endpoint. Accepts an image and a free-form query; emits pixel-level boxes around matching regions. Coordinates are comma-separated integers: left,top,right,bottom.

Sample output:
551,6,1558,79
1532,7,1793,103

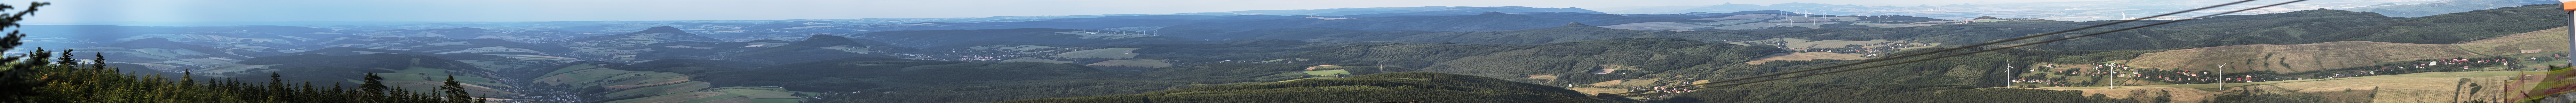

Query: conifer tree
181,70,193,87
269,73,287,100
0,2,38,99
362,73,388,102
54,49,70,66
88,53,100,70
300,81,315,102
332,82,348,102
442,74,473,103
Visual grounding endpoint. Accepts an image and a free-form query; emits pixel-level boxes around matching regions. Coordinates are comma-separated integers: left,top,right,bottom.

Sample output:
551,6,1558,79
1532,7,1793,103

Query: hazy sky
25,0,2109,25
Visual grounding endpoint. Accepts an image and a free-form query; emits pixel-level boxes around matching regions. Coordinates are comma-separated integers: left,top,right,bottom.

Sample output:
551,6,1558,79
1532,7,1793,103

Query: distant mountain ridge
726,35,908,63
577,26,720,42
847,28,1207,48
1169,6,1606,16
1593,0,2551,21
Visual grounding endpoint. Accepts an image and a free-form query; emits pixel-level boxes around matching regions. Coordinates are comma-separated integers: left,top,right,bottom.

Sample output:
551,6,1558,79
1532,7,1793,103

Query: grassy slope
2127,27,2569,73
2125,41,2477,73
2026,71,2539,103
2228,71,2536,103
534,64,715,99
2451,27,2571,55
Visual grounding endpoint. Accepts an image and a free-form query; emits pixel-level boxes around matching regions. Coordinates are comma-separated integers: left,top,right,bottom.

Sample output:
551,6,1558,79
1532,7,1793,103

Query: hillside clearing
1055,48,1140,59
1745,52,1869,64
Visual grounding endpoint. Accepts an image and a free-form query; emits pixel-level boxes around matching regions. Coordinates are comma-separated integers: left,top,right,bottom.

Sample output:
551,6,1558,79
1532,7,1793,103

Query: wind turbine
2108,63,2118,89
2004,63,2019,88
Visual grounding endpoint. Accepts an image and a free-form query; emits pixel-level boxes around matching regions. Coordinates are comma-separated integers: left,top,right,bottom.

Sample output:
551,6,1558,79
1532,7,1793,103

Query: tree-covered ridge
846,28,1209,48
1152,5,2568,52
726,34,908,63
13,49,484,103
2025,4,2567,50
998,72,1632,103
1280,38,1775,84
0,3,476,103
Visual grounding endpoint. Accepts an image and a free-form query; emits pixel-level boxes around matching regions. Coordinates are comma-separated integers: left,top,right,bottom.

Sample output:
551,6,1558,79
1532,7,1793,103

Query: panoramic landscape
1,0,2575,103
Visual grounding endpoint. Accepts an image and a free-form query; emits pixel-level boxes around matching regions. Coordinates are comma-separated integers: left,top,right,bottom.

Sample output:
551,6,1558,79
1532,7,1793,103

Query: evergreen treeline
0,2,477,102
8,50,484,103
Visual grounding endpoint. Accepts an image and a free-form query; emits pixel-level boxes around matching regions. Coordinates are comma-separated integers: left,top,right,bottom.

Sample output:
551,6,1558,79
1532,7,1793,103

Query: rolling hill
725,35,908,63
194,52,523,96
563,26,727,61
998,72,1630,103
1157,11,1712,32
2025,5,2568,50
2125,27,2568,73
1281,38,1776,84
1168,6,1605,16
2214,71,2537,103
308,37,564,54
846,28,1208,48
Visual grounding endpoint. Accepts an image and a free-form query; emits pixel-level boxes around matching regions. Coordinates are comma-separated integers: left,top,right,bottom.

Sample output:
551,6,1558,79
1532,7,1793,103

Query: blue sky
23,0,2104,26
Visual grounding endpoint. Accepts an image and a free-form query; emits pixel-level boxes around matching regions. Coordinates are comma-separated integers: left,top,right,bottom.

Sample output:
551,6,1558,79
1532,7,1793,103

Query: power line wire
1521,0,2307,103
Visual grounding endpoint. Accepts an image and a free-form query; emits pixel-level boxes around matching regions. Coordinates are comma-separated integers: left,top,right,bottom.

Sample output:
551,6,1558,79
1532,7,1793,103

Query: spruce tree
268,73,286,100
442,74,473,103
390,85,407,102
89,52,100,70
332,82,348,102
361,73,388,102
299,81,315,102
181,70,193,87
54,49,70,66
0,2,45,100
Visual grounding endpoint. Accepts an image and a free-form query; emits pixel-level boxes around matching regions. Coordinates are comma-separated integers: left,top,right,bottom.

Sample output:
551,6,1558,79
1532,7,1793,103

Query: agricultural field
2025,71,2543,103
999,57,1075,64
2128,27,2570,73
536,64,714,99
1054,48,1140,59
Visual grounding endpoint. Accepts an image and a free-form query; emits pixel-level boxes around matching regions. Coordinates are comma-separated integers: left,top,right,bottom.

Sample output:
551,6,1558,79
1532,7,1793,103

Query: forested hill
2018,4,2569,50
999,72,1632,103
1152,5,2569,51
1278,38,1776,84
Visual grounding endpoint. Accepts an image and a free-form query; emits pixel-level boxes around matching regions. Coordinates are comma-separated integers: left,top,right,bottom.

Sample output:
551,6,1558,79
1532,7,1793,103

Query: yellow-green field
2225,71,2539,103
1000,57,1075,64
1055,48,1140,59
535,64,715,99
1302,70,1350,76
2128,27,2569,73
2018,71,2543,103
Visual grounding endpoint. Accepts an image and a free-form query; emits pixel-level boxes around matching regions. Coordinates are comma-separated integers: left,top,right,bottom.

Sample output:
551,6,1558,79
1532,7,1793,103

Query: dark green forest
9,49,481,103
996,72,1632,103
